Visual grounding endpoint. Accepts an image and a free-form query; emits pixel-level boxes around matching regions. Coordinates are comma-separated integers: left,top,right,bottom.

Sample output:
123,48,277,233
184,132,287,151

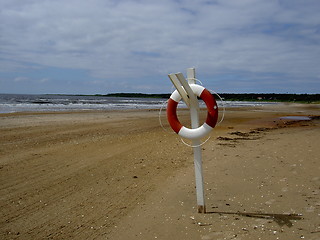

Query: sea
0,93,278,114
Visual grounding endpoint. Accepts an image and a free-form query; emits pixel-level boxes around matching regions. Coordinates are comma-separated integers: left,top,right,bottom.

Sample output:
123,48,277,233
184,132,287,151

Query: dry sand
0,103,319,240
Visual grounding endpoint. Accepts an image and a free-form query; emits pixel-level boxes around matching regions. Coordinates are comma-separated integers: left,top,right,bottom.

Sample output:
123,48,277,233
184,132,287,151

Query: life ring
167,84,218,140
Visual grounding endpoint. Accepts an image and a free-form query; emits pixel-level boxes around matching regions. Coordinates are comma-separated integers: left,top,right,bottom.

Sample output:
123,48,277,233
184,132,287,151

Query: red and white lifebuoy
167,84,218,140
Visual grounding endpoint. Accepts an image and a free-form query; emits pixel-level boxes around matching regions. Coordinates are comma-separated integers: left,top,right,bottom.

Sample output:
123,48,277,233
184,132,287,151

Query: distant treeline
103,93,320,103
218,93,320,103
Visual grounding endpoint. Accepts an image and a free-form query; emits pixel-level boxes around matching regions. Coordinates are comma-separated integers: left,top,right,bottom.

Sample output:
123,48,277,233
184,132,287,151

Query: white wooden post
168,68,206,213
186,68,206,213
168,73,190,108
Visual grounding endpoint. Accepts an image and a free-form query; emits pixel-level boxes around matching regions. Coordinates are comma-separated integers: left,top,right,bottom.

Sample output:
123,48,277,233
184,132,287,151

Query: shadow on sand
206,211,303,227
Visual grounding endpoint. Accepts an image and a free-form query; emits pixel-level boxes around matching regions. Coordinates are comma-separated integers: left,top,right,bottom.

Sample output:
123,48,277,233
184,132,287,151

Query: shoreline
2,92,318,114
0,104,319,239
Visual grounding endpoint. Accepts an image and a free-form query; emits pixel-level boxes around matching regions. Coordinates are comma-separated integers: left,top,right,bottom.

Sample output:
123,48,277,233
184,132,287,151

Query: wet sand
0,103,319,239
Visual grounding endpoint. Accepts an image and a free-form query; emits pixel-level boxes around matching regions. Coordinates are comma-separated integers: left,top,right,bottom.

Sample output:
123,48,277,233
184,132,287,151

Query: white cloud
38,78,49,83
13,77,28,82
0,0,319,93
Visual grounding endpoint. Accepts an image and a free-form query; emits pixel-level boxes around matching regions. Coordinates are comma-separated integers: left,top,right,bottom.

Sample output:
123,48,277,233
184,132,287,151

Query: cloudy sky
1,0,319,94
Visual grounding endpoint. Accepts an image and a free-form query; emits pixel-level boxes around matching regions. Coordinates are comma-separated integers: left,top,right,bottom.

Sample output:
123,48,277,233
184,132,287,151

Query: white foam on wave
0,94,280,114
